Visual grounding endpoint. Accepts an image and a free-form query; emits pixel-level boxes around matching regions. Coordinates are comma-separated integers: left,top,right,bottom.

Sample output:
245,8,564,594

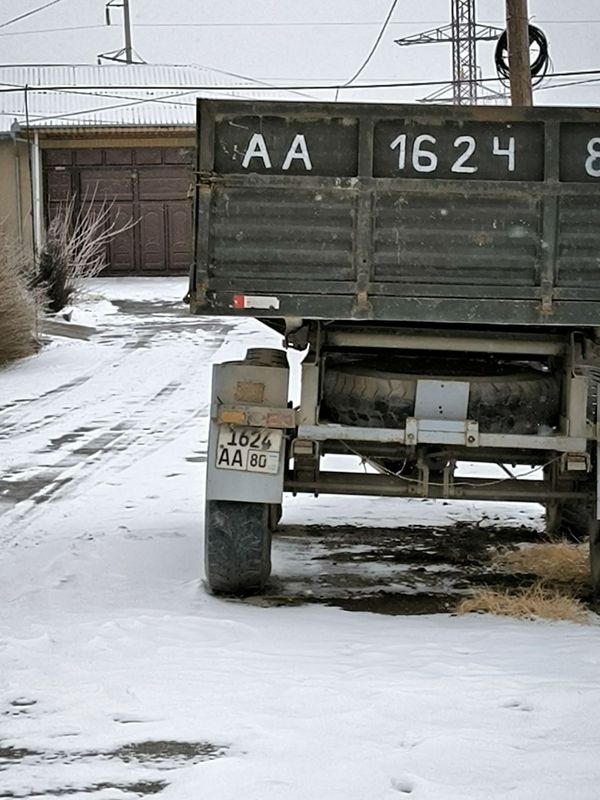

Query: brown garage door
44,146,194,275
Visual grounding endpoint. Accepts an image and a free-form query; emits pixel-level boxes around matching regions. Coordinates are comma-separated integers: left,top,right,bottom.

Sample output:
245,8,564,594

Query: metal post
98,0,141,64
123,0,133,64
505,0,533,105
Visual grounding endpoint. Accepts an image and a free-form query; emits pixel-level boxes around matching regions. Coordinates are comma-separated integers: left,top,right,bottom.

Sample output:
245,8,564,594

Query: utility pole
505,0,533,105
98,0,144,65
122,0,133,64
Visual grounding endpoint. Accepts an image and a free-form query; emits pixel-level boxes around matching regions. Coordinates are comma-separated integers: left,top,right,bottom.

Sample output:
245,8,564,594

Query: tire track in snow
0,310,229,543
1,379,209,544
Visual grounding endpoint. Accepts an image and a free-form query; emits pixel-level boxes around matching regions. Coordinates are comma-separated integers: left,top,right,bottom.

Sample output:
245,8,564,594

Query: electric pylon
395,0,505,104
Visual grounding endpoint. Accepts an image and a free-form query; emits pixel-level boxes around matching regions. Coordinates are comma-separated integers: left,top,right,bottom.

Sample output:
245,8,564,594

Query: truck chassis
204,322,600,594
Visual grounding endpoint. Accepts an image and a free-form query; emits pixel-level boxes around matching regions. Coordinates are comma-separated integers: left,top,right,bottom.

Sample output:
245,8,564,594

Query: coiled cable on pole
495,25,550,86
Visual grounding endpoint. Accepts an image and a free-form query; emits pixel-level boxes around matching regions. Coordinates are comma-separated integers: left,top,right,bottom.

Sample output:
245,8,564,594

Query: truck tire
322,358,559,435
204,501,271,595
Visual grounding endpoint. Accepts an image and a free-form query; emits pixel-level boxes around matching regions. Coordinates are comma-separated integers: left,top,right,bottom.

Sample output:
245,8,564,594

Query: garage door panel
139,202,166,272
167,202,192,271
46,171,73,202
107,203,136,274
88,202,137,274
46,150,73,167
164,147,194,165
105,149,134,165
79,169,134,201
77,202,136,275
135,148,163,165
44,147,192,274
138,169,190,201
75,150,103,166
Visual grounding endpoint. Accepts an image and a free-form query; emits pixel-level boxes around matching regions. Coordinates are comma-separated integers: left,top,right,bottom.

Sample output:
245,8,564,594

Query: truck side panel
192,100,600,326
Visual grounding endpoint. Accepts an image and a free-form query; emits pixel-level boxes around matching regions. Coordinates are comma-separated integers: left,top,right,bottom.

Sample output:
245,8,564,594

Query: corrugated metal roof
0,64,308,132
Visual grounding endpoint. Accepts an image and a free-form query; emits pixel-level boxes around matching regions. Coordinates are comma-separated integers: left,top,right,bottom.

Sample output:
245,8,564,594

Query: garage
44,144,194,275
0,64,295,273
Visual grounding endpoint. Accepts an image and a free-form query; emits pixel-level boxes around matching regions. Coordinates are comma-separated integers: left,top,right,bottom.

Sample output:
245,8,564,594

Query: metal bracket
540,280,554,314
285,323,310,351
416,458,429,497
291,439,320,495
414,380,469,421
406,417,480,446
197,170,216,186
216,404,296,428
560,452,590,473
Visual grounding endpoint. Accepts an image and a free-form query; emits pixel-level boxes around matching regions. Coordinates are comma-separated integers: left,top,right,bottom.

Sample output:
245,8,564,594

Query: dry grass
496,541,590,585
0,233,40,366
35,194,135,312
457,582,589,623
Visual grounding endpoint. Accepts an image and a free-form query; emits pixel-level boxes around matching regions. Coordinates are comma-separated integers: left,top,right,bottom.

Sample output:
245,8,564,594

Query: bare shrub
35,194,134,312
0,232,40,366
456,582,588,624
496,542,589,585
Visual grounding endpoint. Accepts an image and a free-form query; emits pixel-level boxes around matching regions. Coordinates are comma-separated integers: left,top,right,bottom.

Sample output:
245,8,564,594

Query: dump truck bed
191,100,600,326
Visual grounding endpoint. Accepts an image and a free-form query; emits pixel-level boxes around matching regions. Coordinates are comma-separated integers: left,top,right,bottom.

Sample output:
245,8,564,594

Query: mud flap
206,353,289,504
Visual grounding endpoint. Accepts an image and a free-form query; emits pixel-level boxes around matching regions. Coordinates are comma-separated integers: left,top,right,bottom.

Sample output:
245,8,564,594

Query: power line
16,88,202,124
0,25,105,37
0,18,597,42
135,20,449,28
141,18,600,26
0,69,600,101
2,68,600,95
536,76,600,92
4,75,600,129
2,16,600,36
68,19,600,27
341,0,400,88
0,0,70,30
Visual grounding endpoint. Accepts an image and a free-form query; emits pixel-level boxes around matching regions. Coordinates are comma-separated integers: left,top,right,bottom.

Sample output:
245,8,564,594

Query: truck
189,99,600,595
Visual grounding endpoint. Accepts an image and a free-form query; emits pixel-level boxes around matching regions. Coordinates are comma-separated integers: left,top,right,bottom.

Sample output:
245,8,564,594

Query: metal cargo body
191,100,600,326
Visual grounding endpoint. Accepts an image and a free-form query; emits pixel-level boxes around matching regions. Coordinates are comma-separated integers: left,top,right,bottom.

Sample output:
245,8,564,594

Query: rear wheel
204,500,271,595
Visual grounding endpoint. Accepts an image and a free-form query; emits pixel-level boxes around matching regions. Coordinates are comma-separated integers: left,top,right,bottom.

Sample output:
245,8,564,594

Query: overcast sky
1,0,599,105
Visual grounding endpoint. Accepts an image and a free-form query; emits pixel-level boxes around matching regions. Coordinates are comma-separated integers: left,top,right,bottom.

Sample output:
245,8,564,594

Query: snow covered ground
1,278,599,799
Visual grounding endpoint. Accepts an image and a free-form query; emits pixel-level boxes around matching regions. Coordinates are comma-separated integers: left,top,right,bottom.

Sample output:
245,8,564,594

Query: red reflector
233,294,245,309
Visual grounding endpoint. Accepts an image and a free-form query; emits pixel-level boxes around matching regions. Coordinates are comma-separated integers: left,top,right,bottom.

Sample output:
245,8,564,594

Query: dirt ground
254,518,596,615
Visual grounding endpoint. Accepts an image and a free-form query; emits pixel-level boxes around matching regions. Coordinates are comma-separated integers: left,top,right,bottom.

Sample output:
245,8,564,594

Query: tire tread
205,500,271,595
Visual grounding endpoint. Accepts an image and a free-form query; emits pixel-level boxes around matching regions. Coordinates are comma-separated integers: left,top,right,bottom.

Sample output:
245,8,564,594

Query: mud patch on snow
328,592,458,615
0,740,227,798
110,739,227,766
1,779,168,797
254,519,560,615
0,745,43,766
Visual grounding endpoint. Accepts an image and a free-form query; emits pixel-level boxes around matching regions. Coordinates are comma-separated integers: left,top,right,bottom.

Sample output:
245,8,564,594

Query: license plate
216,426,283,475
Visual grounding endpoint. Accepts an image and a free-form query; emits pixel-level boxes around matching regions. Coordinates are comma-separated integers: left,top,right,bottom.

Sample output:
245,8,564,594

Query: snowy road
1,278,599,799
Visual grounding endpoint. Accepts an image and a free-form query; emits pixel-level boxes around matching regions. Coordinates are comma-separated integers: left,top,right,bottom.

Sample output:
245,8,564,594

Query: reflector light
219,409,247,425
